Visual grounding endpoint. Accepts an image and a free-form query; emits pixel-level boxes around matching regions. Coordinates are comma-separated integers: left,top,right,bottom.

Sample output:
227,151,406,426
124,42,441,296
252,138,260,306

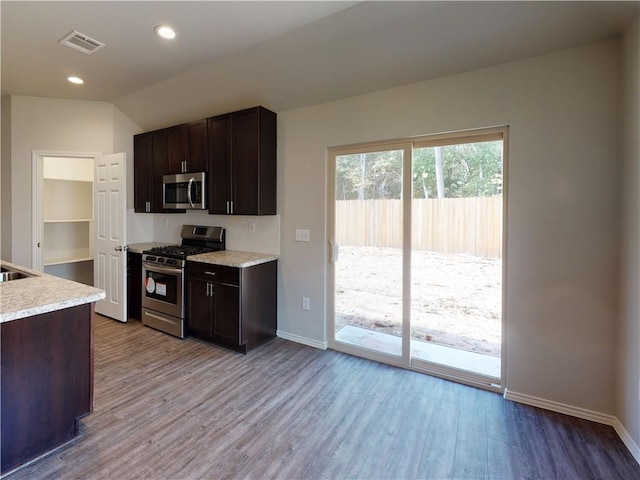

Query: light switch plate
295,229,310,242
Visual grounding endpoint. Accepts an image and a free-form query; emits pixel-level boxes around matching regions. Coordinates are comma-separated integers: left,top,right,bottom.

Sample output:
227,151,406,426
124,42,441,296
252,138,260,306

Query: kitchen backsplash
150,211,280,255
127,210,154,244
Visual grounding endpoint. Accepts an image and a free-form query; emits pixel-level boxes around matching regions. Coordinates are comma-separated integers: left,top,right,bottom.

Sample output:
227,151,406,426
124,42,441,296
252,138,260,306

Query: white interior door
94,153,127,321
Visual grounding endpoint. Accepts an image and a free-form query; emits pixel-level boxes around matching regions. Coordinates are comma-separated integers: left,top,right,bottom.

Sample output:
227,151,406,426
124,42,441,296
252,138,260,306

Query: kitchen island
0,261,105,476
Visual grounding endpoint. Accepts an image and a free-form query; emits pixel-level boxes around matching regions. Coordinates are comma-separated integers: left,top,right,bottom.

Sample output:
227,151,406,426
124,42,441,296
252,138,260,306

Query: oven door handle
187,177,195,209
142,262,182,275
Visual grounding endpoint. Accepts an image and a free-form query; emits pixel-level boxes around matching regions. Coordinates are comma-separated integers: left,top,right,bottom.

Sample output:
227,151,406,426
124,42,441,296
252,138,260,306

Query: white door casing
94,153,127,321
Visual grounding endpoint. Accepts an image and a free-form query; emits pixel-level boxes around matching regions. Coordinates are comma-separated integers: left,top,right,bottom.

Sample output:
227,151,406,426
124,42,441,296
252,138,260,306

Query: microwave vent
59,30,105,55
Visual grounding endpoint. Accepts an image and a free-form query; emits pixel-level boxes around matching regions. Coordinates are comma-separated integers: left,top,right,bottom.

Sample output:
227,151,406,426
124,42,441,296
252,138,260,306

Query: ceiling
2,1,639,131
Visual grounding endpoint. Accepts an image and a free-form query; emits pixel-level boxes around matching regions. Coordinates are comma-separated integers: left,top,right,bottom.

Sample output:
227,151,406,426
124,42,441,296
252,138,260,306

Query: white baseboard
504,389,615,425
613,417,640,465
276,330,327,350
504,389,640,466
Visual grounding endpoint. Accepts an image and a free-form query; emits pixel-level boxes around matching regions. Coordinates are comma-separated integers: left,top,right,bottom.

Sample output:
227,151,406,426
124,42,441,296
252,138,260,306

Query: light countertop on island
0,261,105,323
187,250,278,268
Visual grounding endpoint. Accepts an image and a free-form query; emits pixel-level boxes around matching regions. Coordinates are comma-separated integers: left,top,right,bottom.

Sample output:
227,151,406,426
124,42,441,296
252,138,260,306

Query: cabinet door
212,282,240,344
208,114,232,214
133,133,152,212
150,130,169,212
231,107,277,215
187,120,208,173
231,108,260,215
128,252,142,320
187,276,214,338
167,125,187,175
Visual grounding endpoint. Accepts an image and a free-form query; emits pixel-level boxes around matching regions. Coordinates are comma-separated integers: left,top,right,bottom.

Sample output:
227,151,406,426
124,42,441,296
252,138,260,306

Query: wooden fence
336,196,502,258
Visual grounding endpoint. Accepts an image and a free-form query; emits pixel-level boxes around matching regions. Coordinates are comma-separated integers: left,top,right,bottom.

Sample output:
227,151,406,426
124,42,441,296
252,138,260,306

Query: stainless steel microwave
163,172,207,210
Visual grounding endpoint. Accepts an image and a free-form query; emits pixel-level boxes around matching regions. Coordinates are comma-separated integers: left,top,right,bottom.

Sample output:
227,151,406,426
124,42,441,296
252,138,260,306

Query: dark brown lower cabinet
187,260,276,353
1,303,93,475
127,251,142,320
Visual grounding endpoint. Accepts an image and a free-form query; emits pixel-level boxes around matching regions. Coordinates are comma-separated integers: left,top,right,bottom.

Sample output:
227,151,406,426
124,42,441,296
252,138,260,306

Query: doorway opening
32,151,129,322
328,127,507,389
33,153,96,285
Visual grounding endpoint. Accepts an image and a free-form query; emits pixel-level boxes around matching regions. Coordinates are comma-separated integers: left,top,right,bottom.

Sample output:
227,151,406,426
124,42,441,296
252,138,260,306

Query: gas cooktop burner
142,225,225,262
145,245,215,259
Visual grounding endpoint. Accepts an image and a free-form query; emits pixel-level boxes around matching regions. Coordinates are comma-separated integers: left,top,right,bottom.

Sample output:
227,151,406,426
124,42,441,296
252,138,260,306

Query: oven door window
144,269,178,305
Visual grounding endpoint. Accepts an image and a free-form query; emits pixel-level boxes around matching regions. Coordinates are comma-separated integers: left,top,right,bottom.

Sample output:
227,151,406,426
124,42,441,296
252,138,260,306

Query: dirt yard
335,246,502,357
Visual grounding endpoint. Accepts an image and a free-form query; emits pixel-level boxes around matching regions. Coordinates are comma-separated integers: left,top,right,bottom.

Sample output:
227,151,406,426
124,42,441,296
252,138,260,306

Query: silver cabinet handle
205,271,216,276
230,201,233,215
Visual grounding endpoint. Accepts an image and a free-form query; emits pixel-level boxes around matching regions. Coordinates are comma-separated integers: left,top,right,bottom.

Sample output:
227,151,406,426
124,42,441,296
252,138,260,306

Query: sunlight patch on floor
336,324,500,379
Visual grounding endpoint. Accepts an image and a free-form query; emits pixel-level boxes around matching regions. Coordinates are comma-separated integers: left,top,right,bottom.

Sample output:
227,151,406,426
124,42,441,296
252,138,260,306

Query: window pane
334,149,404,357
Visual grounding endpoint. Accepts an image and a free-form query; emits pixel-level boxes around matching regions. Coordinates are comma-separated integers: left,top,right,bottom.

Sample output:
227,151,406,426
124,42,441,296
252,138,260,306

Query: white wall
278,40,621,414
1,97,13,260
151,211,280,255
618,16,640,449
2,96,140,266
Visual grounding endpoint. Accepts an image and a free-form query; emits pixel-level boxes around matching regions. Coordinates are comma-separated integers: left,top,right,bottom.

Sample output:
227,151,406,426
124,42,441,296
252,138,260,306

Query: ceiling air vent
59,30,105,55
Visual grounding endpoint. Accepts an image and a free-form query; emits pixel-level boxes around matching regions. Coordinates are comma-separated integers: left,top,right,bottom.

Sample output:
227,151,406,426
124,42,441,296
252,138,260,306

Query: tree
336,140,502,201
336,149,403,200
412,140,502,199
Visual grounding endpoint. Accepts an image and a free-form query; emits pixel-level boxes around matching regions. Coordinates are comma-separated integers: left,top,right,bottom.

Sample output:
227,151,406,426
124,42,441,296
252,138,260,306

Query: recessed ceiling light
154,25,177,40
67,76,84,85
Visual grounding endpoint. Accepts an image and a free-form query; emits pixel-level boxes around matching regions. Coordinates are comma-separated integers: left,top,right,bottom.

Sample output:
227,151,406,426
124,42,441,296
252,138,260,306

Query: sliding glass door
328,128,506,388
330,144,409,359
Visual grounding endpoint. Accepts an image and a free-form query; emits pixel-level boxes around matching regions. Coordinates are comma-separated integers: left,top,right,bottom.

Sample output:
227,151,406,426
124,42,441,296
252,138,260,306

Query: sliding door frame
327,126,509,392
327,141,412,368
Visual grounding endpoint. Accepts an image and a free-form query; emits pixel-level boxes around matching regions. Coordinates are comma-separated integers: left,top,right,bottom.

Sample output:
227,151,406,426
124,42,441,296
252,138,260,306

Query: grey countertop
0,261,105,323
188,250,278,268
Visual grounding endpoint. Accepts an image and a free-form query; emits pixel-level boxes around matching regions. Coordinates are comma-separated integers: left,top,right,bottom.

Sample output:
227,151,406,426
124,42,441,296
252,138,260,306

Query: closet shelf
44,218,93,224
44,257,94,267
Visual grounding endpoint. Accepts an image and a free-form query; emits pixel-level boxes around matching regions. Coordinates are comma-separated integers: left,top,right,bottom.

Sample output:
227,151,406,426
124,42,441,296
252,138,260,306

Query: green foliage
336,150,403,200
336,141,502,201
413,141,503,199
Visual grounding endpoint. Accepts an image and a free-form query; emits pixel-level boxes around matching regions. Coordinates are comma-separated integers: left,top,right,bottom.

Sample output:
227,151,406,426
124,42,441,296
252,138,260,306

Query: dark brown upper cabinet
187,119,208,173
166,121,208,175
166,124,187,175
208,106,276,216
134,129,184,213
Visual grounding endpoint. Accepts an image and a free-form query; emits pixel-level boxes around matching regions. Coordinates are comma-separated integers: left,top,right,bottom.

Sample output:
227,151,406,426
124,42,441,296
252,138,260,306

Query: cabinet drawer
188,261,239,286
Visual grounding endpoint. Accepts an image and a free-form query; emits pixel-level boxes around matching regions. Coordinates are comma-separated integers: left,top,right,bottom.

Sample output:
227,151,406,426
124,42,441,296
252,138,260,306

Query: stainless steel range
141,225,225,338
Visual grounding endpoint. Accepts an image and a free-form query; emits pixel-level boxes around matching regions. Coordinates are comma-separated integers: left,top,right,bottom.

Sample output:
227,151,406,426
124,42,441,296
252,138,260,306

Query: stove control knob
147,256,156,262
166,259,176,265
157,257,165,263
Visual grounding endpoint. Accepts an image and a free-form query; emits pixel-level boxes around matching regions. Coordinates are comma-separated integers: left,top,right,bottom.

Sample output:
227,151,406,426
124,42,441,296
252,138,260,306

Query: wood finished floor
6,314,639,480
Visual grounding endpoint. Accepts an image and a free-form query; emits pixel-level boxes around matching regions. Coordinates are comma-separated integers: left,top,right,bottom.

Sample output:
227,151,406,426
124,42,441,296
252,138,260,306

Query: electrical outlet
295,229,310,242
302,296,310,311
248,221,256,233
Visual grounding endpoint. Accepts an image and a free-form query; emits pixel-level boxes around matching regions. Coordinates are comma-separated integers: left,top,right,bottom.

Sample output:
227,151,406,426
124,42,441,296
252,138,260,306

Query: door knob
115,246,123,251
